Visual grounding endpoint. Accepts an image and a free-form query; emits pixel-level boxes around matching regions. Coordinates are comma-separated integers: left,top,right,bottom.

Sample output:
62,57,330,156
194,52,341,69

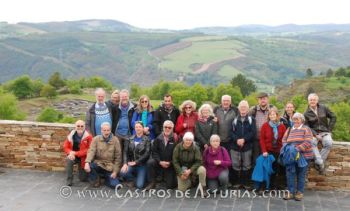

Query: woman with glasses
175,100,198,140
120,121,151,189
131,95,155,140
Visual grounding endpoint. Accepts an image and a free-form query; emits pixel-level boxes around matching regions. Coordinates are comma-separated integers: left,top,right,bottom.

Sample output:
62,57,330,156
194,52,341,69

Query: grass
159,38,245,73
324,77,350,89
217,65,242,77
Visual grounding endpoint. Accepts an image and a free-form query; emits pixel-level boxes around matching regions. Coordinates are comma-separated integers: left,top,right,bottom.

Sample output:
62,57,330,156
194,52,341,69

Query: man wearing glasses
63,120,93,186
145,120,178,190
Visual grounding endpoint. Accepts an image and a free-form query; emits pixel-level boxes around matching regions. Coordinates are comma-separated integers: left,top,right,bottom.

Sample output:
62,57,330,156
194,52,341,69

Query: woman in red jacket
175,100,198,140
63,120,93,186
259,107,286,191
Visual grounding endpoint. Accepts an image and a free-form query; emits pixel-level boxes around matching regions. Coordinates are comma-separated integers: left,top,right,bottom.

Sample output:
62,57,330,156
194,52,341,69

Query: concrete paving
0,168,349,211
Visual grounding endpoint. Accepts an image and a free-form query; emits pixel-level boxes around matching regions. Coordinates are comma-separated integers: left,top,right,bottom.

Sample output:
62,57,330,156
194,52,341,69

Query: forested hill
0,20,350,89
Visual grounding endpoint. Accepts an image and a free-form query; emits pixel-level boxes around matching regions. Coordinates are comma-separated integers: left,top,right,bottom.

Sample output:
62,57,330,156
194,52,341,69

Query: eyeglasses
76,125,84,128
164,126,173,130
141,101,148,103
185,106,192,109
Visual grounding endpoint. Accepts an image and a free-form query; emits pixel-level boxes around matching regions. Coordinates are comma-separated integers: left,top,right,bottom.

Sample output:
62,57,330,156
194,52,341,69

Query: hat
257,92,268,98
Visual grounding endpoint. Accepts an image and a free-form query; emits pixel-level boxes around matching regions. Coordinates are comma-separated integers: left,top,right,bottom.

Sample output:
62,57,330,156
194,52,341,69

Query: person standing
86,88,114,137
153,94,180,137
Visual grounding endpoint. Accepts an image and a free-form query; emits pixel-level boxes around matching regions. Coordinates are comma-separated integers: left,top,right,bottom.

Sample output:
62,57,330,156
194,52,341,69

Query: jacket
195,118,218,149
173,143,202,176
131,110,155,140
175,112,199,138
230,115,257,151
63,130,93,168
214,105,239,143
123,135,151,165
279,144,308,174
85,102,115,137
153,103,180,137
260,122,286,153
203,146,232,179
304,104,336,135
85,135,122,173
152,132,178,163
115,102,137,136
252,154,275,189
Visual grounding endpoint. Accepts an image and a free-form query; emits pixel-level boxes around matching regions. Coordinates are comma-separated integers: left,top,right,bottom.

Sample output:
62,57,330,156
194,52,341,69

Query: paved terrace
0,168,349,211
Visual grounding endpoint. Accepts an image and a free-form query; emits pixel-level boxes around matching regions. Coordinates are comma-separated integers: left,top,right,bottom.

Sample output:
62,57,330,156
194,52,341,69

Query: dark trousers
146,158,177,189
89,162,120,188
66,158,88,183
252,138,261,166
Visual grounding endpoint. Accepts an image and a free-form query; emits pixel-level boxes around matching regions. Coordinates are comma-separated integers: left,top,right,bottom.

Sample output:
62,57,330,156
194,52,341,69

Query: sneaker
294,192,303,201
91,178,101,188
283,192,294,200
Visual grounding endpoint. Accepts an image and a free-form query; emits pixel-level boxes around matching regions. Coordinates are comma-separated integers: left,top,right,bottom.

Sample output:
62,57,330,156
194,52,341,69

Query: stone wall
0,120,350,190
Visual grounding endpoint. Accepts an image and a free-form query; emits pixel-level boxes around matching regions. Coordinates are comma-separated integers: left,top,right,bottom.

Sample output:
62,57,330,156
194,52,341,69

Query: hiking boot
294,192,303,201
283,192,294,200
66,179,73,186
91,178,101,188
125,181,135,190
145,182,156,191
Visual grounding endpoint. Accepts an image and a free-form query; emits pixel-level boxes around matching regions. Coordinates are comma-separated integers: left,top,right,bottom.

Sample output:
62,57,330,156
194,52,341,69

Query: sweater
282,125,314,160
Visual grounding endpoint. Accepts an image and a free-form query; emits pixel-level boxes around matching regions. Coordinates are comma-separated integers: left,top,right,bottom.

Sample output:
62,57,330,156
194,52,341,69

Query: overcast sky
1,0,349,29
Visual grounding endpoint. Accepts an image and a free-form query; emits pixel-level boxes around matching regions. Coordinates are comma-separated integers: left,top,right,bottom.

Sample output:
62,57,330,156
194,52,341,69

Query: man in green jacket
173,132,207,193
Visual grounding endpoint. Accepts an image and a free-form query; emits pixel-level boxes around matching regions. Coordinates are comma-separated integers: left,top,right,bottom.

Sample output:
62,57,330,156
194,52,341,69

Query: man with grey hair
304,93,336,174
214,95,238,151
114,89,136,145
145,120,178,190
85,122,122,188
86,88,114,137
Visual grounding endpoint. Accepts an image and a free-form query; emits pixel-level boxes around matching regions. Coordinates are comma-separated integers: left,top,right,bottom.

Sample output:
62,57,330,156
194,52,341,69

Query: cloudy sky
1,0,349,29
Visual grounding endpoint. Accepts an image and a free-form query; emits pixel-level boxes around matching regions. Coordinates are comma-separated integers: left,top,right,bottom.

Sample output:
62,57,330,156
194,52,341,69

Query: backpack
233,116,253,127
250,104,275,118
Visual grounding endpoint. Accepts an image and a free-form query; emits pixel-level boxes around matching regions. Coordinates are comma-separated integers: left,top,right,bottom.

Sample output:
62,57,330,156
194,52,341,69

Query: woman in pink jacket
203,134,232,192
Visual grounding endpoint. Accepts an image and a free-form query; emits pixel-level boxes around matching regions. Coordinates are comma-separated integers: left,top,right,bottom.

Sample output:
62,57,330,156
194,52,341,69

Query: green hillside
1,21,350,88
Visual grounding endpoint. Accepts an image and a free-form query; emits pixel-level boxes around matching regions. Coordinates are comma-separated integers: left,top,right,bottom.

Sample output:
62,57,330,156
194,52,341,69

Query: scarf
103,133,113,143
268,120,279,145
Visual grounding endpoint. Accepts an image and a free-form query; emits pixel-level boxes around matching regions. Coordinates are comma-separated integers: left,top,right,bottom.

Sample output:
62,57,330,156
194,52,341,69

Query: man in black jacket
304,93,336,173
145,120,178,190
153,94,180,137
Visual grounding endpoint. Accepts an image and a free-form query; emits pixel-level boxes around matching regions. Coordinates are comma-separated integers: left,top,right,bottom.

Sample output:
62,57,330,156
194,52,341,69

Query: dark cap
257,92,269,98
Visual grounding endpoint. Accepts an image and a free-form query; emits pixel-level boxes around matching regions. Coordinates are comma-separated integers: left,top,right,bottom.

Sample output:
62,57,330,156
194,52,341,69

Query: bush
37,107,63,122
59,116,77,124
0,93,26,120
40,84,57,99
330,102,350,141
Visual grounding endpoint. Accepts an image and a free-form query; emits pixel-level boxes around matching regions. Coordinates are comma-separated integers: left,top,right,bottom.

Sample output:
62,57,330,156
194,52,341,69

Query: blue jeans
120,165,147,189
89,162,120,188
285,163,308,194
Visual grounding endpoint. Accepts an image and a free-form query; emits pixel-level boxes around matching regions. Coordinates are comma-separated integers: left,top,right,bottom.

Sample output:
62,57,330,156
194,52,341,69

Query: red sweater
259,122,286,153
175,112,198,137
63,130,93,168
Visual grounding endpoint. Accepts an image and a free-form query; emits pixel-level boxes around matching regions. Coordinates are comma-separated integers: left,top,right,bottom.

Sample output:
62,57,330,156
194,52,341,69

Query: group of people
63,88,336,201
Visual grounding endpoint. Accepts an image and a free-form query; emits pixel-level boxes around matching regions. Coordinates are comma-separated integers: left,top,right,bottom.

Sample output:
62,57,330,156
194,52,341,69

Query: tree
130,83,142,99
6,75,34,99
291,95,308,111
306,68,313,78
87,76,112,90
170,90,192,107
213,83,243,105
48,72,65,89
335,67,347,77
330,102,350,141
37,107,63,122
32,79,45,97
189,83,208,107
230,74,257,97
0,93,26,120
40,84,57,99
326,69,333,77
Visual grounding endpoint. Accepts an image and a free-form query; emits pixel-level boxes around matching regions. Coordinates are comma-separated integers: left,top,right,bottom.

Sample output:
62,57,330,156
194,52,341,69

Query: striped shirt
282,124,314,160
